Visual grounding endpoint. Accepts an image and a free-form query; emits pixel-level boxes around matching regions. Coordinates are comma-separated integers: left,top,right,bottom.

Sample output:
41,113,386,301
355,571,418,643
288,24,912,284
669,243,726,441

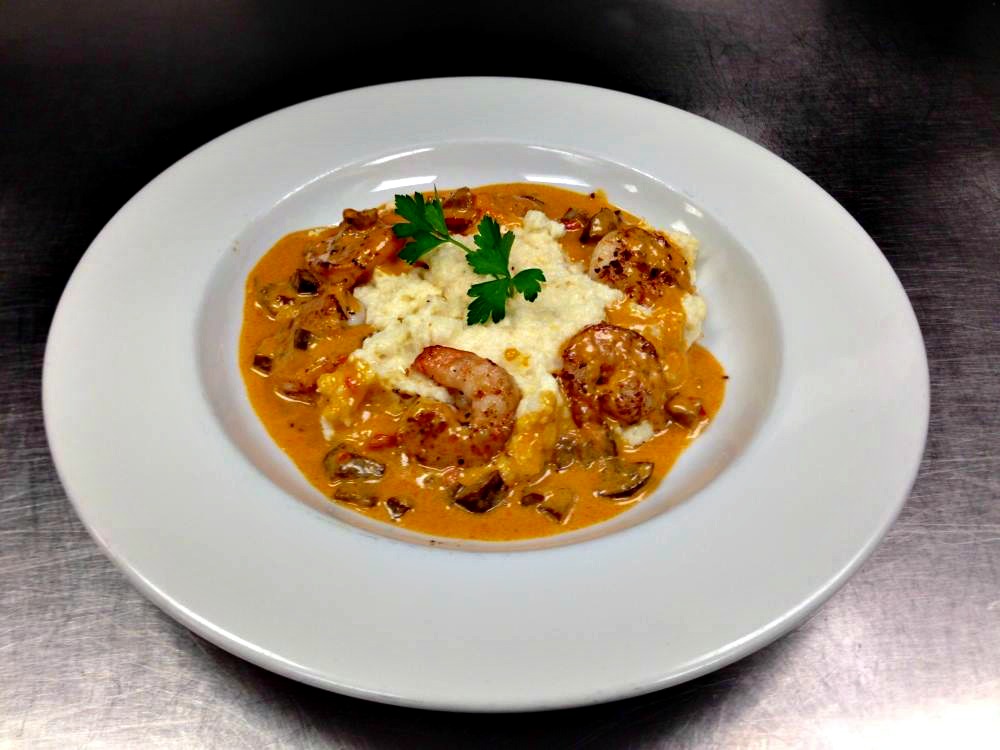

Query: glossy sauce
240,184,725,541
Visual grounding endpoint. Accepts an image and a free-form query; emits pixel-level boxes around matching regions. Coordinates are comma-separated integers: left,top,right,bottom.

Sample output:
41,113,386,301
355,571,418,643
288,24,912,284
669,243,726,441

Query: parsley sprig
394,191,464,263
393,191,547,325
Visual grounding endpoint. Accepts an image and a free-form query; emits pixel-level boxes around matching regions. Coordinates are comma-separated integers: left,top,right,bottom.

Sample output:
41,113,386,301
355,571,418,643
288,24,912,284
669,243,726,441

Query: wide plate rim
43,77,930,711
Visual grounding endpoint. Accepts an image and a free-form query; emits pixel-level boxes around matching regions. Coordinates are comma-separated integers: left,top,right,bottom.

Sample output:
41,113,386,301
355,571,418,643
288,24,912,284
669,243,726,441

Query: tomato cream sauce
240,184,725,541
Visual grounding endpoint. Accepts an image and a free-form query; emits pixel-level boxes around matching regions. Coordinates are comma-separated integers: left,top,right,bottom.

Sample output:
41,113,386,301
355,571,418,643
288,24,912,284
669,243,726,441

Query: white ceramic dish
43,78,928,711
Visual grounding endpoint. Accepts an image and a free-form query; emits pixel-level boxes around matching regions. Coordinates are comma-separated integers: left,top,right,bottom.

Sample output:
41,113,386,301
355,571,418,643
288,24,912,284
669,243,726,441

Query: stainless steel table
3,1,998,746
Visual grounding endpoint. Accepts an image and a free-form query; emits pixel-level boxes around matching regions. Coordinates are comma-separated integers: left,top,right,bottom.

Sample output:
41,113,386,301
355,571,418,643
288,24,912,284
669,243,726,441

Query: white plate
43,78,929,711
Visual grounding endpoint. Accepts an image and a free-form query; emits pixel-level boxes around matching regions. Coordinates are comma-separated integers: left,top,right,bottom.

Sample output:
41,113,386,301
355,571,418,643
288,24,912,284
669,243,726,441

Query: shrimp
306,207,403,287
557,323,670,431
398,346,522,468
590,226,692,305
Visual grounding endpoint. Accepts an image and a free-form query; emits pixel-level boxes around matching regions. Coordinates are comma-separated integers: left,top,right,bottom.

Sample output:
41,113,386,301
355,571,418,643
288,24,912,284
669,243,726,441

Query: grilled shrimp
306,207,403,286
557,323,670,431
590,226,692,305
398,346,522,468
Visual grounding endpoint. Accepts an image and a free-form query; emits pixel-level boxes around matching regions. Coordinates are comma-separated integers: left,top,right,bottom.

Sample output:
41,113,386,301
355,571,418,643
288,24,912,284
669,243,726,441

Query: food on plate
240,184,725,540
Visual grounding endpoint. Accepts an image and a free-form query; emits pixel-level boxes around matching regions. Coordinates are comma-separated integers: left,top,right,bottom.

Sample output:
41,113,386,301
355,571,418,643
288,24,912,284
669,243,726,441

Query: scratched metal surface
2,0,999,747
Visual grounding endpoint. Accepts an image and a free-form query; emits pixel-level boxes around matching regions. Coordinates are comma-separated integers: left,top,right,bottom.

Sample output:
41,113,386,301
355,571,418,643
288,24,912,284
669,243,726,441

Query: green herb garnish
393,190,457,263
465,217,546,324
393,191,547,325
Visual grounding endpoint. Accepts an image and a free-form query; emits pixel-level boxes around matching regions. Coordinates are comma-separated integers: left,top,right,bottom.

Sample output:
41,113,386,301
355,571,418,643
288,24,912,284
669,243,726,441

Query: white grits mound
351,211,623,416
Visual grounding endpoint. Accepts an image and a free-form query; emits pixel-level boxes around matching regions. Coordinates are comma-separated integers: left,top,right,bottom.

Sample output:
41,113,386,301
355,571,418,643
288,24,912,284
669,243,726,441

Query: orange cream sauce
240,184,725,541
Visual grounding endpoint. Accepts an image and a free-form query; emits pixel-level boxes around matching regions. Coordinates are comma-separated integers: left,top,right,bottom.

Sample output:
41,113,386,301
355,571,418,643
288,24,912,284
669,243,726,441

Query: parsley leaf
511,268,546,301
394,192,447,235
392,191,547,325
463,216,546,322
397,233,443,264
467,216,514,277
393,190,464,264
466,278,511,325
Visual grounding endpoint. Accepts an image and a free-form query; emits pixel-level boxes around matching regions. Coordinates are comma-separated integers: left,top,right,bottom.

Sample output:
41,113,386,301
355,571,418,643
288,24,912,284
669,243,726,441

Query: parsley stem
443,235,475,256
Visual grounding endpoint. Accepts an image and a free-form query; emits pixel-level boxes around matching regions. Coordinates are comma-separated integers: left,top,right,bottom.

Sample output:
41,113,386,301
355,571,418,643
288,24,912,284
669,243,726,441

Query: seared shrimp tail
558,323,670,430
399,346,522,468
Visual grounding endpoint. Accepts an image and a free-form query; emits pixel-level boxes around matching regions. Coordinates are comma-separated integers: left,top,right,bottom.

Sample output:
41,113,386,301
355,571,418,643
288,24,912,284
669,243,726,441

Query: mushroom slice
251,354,273,375
551,427,617,469
559,207,589,232
385,497,412,521
551,436,577,470
275,380,317,405
667,395,706,428
293,328,313,350
329,286,365,326
596,458,654,499
342,207,379,229
537,488,577,524
323,445,386,481
291,268,320,295
255,282,297,318
520,491,545,507
333,487,377,508
583,207,618,242
517,193,545,206
251,330,288,376
453,471,506,514
442,187,478,233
